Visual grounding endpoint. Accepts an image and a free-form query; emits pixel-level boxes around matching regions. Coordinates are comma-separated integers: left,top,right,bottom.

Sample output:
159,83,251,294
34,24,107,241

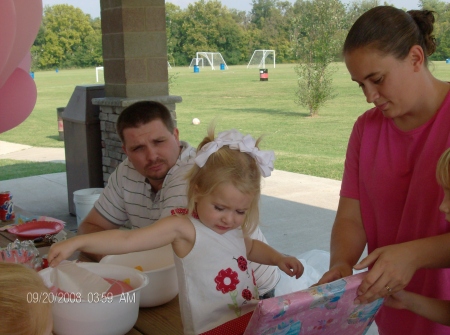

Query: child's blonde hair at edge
0,262,52,335
186,125,264,236
437,148,450,187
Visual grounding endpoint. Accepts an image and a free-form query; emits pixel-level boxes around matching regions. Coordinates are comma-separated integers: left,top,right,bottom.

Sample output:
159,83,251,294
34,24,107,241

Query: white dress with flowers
174,217,259,335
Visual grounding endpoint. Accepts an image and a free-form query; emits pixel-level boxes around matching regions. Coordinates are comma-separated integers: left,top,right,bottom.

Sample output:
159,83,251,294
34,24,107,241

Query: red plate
7,221,64,238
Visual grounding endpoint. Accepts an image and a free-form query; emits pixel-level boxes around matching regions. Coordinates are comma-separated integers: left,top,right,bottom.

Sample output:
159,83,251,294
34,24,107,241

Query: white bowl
100,244,178,307
39,263,148,335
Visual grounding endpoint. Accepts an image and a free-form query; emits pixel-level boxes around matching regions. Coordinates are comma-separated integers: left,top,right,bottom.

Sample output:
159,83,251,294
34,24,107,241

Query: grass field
2,62,450,181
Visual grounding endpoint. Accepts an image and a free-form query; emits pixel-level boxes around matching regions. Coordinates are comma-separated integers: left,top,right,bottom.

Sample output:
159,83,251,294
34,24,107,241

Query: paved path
0,140,65,163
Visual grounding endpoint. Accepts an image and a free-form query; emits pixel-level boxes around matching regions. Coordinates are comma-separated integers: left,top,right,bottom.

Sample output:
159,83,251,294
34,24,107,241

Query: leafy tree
174,0,246,65
420,0,450,60
34,5,101,69
344,0,382,29
251,0,277,28
292,0,346,116
166,2,186,66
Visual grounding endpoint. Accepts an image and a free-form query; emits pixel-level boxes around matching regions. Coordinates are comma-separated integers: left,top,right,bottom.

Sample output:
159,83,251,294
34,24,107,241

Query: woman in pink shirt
318,6,450,335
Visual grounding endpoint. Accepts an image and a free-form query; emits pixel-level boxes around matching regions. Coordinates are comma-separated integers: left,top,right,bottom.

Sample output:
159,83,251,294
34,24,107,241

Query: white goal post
189,52,228,70
189,58,204,68
95,66,104,82
247,50,276,69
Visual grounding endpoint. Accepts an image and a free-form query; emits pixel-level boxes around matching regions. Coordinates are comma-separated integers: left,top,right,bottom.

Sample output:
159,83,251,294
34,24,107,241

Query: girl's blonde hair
186,125,263,235
437,148,450,187
0,262,52,335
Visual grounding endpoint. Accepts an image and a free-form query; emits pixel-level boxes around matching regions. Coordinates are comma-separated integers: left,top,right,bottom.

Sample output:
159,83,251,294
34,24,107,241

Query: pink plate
7,221,64,238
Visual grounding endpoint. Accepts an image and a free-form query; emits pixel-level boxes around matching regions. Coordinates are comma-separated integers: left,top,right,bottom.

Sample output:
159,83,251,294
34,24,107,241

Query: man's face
122,119,180,191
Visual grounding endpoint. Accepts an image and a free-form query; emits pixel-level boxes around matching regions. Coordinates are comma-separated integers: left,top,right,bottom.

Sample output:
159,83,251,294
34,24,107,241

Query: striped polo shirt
95,141,196,228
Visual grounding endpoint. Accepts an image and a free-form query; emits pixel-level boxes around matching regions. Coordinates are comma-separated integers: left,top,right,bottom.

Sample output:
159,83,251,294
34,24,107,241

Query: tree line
31,0,450,70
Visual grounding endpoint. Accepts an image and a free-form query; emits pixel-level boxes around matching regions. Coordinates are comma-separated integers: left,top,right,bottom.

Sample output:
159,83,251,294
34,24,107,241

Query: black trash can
259,69,268,81
62,85,105,215
57,107,65,141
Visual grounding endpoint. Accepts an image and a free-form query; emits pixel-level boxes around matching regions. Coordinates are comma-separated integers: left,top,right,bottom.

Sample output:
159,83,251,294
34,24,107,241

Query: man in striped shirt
77,100,279,298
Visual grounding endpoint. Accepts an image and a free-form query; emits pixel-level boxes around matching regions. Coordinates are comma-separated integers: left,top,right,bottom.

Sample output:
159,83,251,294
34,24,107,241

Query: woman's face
344,47,418,120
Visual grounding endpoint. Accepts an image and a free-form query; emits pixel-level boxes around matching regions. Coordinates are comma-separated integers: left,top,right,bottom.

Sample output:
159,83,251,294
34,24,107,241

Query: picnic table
0,206,183,335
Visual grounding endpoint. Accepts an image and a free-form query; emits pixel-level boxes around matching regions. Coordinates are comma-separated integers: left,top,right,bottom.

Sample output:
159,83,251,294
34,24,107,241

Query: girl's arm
245,238,304,278
385,290,450,326
48,216,191,267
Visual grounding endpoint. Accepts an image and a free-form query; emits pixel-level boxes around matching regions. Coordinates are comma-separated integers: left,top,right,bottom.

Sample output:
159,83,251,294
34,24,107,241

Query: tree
34,5,101,69
166,3,185,66
292,0,346,116
420,0,450,61
174,0,246,65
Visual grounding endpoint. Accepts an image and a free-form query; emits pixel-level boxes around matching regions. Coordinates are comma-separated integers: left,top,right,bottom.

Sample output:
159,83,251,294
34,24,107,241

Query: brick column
100,0,169,98
94,1,182,184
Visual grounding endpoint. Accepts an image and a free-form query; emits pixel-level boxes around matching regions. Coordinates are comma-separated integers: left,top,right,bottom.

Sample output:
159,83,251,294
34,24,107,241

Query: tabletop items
39,262,148,335
100,245,179,308
0,239,41,269
0,191,15,222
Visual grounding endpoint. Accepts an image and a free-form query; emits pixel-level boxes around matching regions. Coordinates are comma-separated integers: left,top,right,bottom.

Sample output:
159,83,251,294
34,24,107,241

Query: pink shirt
341,93,450,335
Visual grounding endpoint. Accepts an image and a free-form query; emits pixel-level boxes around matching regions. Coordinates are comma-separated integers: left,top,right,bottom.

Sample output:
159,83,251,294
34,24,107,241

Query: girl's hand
353,243,418,304
48,240,78,267
383,290,409,310
277,256,304,279
316,262,353,286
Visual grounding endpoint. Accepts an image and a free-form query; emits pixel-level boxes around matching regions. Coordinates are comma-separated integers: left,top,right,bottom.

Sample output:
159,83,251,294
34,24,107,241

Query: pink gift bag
244,272,383,335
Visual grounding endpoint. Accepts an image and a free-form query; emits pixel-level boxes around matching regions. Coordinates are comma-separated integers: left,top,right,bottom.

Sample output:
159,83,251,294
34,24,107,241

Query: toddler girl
48,126,304,334
0,262,53,335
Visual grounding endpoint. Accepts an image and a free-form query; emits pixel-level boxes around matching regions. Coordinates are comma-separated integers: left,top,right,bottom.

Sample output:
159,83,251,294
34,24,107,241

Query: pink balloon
18,52,32,72
0,0,42,88
0,67,37,133
0,0,16,76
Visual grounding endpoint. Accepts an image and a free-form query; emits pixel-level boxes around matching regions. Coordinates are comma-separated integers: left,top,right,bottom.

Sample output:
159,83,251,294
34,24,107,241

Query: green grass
0,160,66,181
1,62,450,181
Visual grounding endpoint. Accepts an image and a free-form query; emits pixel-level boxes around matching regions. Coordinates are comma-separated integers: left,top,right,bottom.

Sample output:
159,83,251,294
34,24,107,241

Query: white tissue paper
275,249,331,296
46,262,112,300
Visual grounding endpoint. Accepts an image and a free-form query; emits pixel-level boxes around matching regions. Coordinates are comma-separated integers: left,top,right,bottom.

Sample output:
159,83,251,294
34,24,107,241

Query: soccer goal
190,52,228,70
247,50,276,69
95,66,104,82
189,57,204,68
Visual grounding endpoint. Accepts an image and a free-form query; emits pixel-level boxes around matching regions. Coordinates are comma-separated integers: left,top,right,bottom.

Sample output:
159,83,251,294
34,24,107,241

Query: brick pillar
100,0,169,98
94,1,182,184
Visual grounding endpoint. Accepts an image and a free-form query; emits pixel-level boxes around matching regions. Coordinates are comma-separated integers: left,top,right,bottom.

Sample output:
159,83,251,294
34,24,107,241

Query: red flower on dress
170,208,188,216
235,256,248,271
170,208,199,219
215,268,240,294
242,288,252,301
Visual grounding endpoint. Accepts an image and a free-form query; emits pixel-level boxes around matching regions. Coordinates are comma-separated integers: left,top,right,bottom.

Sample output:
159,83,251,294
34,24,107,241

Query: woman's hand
353,243,419,304
277,256,304,279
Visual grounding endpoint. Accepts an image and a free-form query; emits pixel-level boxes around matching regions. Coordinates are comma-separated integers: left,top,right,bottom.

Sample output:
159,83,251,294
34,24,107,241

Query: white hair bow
194,129,275,177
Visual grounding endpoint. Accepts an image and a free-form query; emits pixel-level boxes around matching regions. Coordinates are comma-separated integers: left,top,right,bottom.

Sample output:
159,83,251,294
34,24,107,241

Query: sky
42,0,450,19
